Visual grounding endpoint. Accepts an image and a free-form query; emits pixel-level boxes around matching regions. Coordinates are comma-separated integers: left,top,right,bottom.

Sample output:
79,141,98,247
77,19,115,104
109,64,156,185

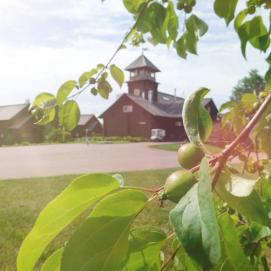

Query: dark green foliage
231,69,265,101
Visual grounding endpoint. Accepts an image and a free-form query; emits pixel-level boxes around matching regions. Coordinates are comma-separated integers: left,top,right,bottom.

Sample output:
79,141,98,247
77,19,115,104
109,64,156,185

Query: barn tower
125,54,160,103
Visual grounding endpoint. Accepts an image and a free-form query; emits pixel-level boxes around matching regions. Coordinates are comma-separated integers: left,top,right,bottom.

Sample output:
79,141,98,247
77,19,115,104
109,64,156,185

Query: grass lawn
150,143,180,151
0,168,177,271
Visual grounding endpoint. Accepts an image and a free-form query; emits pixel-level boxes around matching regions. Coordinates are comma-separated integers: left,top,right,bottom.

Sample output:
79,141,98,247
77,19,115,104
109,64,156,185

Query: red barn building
72,114,103,138
0,103,43,143
100,55,218,141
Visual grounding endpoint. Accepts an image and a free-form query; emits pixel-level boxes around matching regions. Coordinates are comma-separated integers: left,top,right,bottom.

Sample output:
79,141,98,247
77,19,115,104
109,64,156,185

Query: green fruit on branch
184,4,192,13
161,170,197,203
177,143,205,169
247,5,256,14
177,2,185,10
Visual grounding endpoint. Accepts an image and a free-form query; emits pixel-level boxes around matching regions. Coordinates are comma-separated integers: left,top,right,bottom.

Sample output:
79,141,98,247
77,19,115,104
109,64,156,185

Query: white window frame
123,105,133,113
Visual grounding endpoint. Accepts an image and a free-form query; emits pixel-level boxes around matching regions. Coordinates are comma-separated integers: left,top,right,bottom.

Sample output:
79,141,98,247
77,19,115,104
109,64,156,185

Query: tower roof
125,55,160,72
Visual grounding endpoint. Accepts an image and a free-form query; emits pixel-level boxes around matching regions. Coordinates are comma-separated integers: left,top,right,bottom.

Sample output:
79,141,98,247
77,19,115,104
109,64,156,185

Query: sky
0,0,269,116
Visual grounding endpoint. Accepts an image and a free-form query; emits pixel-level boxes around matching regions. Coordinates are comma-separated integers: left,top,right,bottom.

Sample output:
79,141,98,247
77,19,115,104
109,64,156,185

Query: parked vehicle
150,129,166,141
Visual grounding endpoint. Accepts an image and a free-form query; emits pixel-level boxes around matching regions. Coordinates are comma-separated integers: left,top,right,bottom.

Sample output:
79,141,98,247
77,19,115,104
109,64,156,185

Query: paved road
0,143,179,179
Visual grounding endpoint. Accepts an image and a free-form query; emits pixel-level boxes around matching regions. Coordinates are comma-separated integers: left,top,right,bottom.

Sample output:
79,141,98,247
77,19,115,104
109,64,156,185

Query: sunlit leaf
170,158,221,268
123,0,147,14
40,248,63,271
237,16,270,58
32,92,56,108
110,64,125,87
98,80,112,99
216,173,271,227
123,227,166,270
219,101,235,112
17,174,120,271
182,88,213,146
56,80,77,107
186,15,208,37
214,0,238,25
79,68,98,88
165,1,179,41
58,100,80,131
61,189,148,271
265,67,271,89
218,213,252,271
224,173,259,197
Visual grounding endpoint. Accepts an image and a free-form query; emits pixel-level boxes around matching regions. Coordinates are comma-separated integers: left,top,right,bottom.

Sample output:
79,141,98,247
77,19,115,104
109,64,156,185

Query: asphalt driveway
0,143,179,179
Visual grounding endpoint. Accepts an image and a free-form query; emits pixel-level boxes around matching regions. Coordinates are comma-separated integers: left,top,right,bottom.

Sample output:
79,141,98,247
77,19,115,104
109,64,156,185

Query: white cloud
0,0,269,115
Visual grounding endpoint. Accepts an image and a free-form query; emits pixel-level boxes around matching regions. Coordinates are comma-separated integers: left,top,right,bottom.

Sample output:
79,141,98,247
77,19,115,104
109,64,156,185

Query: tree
17,1,271,271
231,69,265,101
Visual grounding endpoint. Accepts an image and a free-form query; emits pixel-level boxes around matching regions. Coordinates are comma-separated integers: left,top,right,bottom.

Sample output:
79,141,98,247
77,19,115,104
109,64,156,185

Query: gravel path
0,143,179,179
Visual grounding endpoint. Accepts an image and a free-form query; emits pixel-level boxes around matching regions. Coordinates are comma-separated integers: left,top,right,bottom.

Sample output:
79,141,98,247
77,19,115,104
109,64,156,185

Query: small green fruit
177,143,205,169
184,4,192,13
162,170,197,203
247,5,256,14
177,2,185,10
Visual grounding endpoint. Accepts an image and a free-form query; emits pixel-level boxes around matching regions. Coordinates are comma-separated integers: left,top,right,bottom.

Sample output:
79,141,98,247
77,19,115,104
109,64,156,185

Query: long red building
100,55,218,141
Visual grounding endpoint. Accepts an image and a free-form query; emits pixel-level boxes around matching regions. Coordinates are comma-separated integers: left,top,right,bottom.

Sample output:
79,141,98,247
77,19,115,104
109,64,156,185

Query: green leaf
58,100,80,131
234,10,248,31
34,107,55,126
123,0,147,14
40,248,63,271
170,158,221,267
173,240,201,271
223,173,259,197
218,213,252,271
175,35,187,59
219,101,235,112
241,93,258,109
90,87,98,96
165,1,179,41
238,16,269,58
265,67,271,89
17,174,120,271
112,173,125,186
216,173,271,227
56,80,77,107
214,0,238,25
32,92,56,108
110,64,125,87
79,68,98,88
186,15,208,37
182,88,213,146
98,80,112,99
185,31,198,55
123,227,166,270
61,189,148,271
148,3,167,44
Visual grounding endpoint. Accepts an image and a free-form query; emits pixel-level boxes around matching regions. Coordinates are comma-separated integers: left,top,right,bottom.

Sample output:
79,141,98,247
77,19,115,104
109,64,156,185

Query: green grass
150,143,180,151
0,169,177,271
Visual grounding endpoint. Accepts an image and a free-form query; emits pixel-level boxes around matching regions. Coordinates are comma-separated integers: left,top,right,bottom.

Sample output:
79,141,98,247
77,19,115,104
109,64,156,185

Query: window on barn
134,89,140,96
175,121,182,127
123,105,133,113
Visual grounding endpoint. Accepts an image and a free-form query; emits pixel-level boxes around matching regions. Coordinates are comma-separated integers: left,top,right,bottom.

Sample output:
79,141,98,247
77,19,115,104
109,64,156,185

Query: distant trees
231,69,265,101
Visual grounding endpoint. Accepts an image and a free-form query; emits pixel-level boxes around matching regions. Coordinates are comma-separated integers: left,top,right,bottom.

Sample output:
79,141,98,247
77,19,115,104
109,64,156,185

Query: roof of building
157,92,184,103
100,92,213,119
0,104,28,121
78,114,95,126
125,55,160,72
9,115,33,129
